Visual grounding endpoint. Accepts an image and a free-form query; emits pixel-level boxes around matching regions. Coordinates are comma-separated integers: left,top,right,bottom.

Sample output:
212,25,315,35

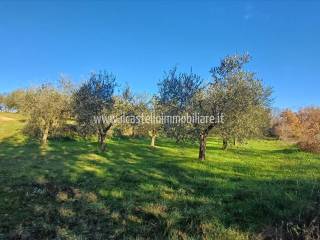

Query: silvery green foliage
209,54,272,146
72,71,116,137
158,67,203,142
158,54,271,159
72,71,117,151
22,84,70,143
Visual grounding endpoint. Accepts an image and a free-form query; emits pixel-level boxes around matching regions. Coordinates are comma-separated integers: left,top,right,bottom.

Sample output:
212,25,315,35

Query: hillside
0,113,319,239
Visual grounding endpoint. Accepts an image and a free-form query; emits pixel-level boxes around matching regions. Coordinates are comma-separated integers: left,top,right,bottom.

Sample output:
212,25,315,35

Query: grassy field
0,112,319,239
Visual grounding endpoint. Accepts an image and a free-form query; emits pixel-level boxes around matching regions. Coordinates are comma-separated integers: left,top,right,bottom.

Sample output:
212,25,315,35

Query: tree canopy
72,71,116,152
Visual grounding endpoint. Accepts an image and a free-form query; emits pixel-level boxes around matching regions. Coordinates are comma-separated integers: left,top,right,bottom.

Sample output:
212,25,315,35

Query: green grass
0,113,319,239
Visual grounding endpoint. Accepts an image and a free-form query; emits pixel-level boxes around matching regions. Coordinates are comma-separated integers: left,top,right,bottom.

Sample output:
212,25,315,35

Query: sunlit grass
0,113,319,239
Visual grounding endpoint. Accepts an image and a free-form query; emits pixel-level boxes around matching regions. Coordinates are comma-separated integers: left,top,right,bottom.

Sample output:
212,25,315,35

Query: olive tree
209,55,272,149
2,89,26,112
158,67,203,143
141,96,163,147
72,71,116,152
22,84,70,144
158,66,227,160
158,54,271,161
114,87,162,147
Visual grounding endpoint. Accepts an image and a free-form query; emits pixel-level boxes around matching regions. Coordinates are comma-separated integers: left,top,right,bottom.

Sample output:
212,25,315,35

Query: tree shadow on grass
0,136,319,239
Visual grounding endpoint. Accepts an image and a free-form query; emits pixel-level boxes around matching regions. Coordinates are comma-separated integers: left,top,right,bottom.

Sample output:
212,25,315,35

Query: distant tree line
1,54,274,160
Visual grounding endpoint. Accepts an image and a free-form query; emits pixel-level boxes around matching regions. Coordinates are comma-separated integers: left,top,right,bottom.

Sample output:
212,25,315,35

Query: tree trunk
222,138,228,150
132,126,135,137
198,132,207,161
41,126,49,144
233,137,236,146
97,123,112,152
149,129,157,147
198,124,214,161
98,133,106,152
150,134,156,147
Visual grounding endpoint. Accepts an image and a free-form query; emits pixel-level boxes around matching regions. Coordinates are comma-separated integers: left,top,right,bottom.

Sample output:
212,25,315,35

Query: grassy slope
0,113,319,239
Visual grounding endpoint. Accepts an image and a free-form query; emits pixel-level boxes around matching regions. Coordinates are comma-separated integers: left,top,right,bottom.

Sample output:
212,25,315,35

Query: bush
297,107,320,153
273,107,320,153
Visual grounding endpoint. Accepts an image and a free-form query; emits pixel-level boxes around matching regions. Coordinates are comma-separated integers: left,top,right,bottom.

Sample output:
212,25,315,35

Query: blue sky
0,0,319,109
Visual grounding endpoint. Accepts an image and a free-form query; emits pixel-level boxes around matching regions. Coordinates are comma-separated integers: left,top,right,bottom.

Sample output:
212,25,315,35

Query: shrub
273,107,320,153
297,107,320,153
